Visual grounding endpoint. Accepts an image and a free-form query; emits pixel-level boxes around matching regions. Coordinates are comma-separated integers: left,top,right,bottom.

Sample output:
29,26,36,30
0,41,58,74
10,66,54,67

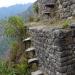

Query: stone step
31,70,43,75
26,47,35,52
28,58,38,64
23,37,31,42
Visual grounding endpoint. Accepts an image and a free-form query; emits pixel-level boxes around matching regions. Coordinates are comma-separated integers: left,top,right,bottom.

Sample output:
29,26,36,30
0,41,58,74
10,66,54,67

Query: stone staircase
23,37,44,75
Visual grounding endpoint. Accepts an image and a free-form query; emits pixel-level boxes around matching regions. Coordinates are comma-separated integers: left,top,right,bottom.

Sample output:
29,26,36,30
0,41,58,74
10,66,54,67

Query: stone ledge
31,70,43,75
25,47,35,52
28,58,38,64
23,37,31,42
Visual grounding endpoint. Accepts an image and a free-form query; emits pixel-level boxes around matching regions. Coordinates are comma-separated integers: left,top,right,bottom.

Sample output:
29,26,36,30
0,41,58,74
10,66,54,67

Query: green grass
0,60,30,75
0,60,16,75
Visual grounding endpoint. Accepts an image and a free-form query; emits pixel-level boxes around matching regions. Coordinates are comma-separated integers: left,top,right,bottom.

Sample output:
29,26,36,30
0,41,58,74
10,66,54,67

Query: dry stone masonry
37,0,75,19
23,37,44,75
30,27,75,75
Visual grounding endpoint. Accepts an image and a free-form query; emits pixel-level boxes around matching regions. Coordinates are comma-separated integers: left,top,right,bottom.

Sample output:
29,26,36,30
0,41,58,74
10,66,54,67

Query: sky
0,0,36,7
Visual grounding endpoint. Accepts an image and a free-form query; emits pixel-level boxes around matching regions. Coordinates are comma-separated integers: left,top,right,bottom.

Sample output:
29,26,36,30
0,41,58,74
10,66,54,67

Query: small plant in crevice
62,20,70,29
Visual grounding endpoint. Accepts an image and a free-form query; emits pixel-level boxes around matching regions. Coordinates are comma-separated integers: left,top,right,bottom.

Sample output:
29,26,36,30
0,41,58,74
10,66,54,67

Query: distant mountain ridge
0,3,32,19
18,5,33,21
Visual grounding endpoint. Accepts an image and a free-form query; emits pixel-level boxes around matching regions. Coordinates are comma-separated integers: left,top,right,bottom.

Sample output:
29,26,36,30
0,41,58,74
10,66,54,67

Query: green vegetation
62,20,70,29
0,60,30,75
0,16,30,75
5,16,25,38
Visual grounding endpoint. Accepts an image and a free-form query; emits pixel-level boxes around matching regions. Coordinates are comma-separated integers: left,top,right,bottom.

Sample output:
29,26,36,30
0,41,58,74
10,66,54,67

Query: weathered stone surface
31,70,43,75
29,27,75,75
28,58,38,64
25,47,35,52
37,0,75,19
23,37,31,42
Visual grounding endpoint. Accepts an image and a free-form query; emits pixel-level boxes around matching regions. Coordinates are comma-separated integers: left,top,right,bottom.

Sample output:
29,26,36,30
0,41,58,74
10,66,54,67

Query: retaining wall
29,27,75,75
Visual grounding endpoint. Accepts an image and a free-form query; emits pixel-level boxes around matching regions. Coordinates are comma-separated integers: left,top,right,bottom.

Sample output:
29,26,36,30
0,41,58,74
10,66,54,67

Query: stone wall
59,0,75,18
29,27,75,75
37,0,75,19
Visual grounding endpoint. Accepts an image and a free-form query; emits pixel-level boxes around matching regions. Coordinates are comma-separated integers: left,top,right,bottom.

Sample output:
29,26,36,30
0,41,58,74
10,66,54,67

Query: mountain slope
0,3,32,19
18,5,33,21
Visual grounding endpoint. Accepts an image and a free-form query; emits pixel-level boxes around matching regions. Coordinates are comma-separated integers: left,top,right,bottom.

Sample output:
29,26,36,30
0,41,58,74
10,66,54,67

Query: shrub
16,63,30,75
0,60,16,75
5,16,25,40
9,41,21,62
62,20,70,28
0,60,30,75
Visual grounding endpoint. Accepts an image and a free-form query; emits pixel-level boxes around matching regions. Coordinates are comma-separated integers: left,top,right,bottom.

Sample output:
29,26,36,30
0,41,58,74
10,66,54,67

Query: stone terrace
29,26,75,75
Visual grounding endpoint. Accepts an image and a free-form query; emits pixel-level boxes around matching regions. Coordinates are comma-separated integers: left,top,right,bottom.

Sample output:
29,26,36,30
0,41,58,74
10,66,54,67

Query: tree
5,16,26,41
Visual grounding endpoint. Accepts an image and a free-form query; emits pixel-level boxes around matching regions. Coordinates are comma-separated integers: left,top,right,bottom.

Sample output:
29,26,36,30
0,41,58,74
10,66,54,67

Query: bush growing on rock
62,20,70,28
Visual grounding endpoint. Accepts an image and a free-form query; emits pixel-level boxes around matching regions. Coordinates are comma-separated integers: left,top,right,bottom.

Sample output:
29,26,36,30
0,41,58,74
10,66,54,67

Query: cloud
0,0,36,7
